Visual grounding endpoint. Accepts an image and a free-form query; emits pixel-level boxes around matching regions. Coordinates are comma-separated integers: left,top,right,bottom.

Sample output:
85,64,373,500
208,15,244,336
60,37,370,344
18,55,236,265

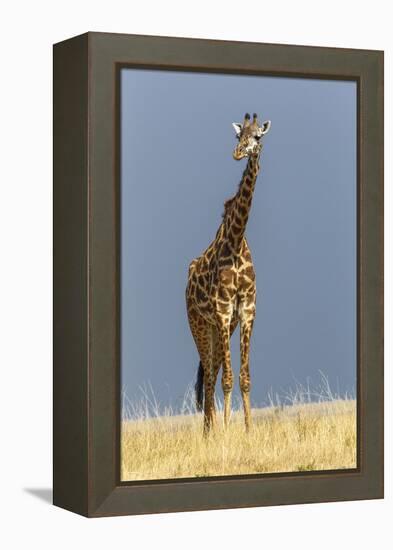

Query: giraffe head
232,113,271,160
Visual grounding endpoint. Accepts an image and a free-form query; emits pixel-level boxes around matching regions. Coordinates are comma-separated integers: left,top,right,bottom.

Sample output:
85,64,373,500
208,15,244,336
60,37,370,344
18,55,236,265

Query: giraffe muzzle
233,148,247,161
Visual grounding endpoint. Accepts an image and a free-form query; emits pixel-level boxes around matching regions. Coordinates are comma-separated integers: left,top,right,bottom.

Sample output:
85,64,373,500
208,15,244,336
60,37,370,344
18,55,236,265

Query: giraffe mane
222,196,236,218
222,175,246,218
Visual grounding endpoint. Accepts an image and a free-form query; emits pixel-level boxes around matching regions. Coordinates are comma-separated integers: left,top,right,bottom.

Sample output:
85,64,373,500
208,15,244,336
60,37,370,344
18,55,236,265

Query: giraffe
186,112,271,434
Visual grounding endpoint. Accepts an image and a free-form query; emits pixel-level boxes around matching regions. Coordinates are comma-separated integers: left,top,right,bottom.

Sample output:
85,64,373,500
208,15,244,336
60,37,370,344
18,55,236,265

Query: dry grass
121,393,357,481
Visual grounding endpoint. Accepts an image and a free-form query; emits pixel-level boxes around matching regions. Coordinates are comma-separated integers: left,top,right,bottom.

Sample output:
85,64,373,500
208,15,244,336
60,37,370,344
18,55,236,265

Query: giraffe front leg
239,315,254,432
186,300,215,434
203,363,215,435
198,330,215,436
213,316,238,428
216,319,233,430
211,328,222,427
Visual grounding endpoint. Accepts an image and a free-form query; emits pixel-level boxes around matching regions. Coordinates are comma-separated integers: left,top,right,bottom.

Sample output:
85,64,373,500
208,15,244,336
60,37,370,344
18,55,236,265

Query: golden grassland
121,398,357,481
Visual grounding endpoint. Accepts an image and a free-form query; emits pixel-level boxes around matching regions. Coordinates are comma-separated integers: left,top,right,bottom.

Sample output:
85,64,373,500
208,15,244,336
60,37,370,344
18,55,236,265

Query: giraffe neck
224,154,260,253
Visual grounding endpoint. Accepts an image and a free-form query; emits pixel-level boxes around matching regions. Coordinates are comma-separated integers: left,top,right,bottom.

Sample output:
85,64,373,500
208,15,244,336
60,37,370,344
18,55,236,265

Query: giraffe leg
211,327,221,425
222,329,233,430
215,316,233,429
203,348,215,435
212,316,238,420
186,301,215,434
239,303,255,432
198,325,215,435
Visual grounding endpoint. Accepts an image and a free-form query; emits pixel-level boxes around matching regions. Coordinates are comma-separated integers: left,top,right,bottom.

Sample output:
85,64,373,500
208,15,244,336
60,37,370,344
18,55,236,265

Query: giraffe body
186,113,271,434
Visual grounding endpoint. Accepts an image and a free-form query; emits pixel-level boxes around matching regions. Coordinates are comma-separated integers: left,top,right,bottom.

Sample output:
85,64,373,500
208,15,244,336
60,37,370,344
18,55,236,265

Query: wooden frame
53,32,384,517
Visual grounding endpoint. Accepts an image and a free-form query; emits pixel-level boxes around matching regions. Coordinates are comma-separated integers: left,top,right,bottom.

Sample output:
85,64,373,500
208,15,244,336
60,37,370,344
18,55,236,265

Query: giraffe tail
195,361,204,412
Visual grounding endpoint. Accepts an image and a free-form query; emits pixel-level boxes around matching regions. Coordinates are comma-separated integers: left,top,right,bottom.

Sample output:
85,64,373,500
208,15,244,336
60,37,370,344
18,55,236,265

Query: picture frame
53,32,383,517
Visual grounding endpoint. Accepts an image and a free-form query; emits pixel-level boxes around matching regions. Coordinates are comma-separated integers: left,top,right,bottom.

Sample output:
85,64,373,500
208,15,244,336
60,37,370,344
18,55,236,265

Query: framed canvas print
53,32,384,517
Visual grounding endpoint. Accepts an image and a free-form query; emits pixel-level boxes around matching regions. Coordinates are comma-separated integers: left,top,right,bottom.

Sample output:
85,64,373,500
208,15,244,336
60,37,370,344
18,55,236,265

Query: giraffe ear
260,120,271,136
232,122,242,137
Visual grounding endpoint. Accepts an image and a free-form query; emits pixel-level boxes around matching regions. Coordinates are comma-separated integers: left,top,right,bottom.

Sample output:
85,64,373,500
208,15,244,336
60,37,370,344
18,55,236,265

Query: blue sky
120,68,357,412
